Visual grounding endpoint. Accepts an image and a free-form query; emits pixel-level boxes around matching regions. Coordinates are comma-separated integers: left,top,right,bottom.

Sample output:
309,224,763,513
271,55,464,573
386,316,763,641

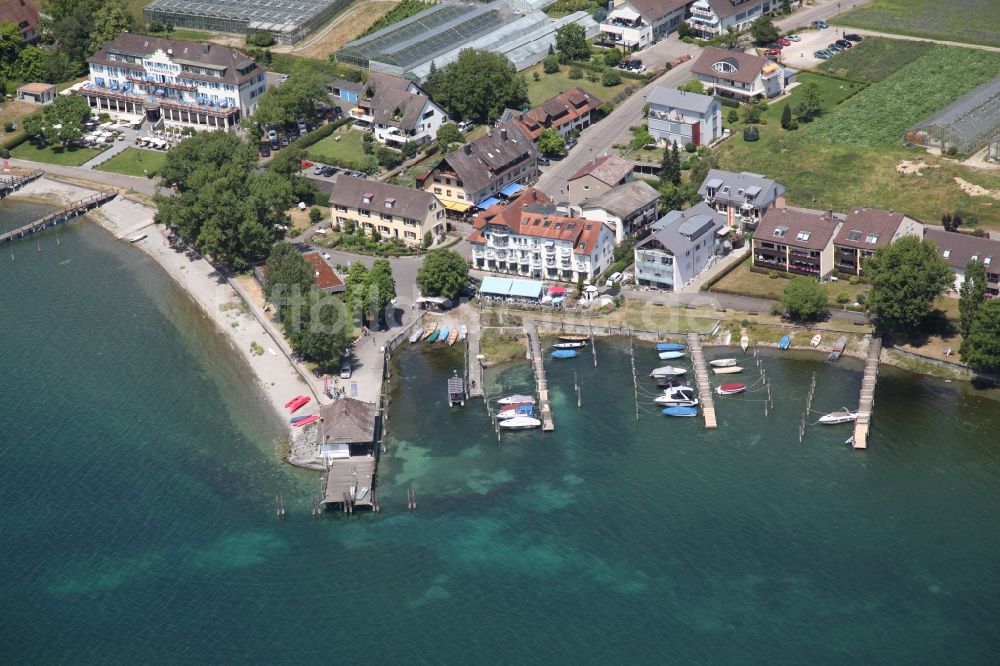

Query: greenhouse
904,74,1000,155
143,0,351,44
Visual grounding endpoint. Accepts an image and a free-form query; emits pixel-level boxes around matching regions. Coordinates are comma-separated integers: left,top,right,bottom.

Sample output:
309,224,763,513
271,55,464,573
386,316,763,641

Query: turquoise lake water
2,202,1000,663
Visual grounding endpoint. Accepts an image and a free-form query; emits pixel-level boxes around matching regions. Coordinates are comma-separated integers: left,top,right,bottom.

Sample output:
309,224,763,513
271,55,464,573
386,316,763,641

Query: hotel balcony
127,76,197,92
491,234,509,247
546,257,556,267
78,82,238,116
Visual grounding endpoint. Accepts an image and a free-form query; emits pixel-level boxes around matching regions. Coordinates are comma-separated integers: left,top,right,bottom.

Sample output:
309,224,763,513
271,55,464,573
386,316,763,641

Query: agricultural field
836,0,1000,49
286,0,399,60
817,37,933,83
358,0,431,37
802,46,1000,147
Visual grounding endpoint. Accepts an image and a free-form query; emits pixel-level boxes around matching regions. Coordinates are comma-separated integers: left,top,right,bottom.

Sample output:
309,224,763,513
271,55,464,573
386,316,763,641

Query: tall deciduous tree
0,21,25,76
959,259,987,356
417,249,469,301
555,23,590,62
436,122,463,153
864,236,954,335
750,16,779,44
537,128,566,157
22,94,91,145
795,82,823,123
781,276,828,321
264,242,314,308
430,49,528,123
963,299,1000,373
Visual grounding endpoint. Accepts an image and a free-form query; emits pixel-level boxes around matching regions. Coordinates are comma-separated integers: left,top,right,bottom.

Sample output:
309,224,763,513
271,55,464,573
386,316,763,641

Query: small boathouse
319,397,379,512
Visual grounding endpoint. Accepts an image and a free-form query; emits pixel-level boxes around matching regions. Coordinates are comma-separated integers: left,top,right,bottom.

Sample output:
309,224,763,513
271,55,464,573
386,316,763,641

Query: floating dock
687,332,718,429
524,319,554,431
0,169,44,198
852,336,881,449
0,190,117,245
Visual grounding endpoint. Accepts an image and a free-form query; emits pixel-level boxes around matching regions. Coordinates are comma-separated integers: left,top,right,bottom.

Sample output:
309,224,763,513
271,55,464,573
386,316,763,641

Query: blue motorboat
778,335,791,349
662,406,698,417
656,342,685,352
551,349,578,359
658,350,685,360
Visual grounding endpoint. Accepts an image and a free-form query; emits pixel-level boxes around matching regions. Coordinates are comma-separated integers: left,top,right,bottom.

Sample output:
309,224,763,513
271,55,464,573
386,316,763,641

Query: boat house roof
318,397,377,446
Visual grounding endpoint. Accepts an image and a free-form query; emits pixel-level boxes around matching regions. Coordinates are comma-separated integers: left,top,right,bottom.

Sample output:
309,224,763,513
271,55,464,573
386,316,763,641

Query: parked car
297,121,308,134
537,155,550,166
814,50,831,59
312,164,326,175
812,20,829,29
835,39,852,48
764,42,783,50
764,48,782,57
319,165,337,176
827,43,843,52
270,139,280,150
457,120,473,132
776,38,791,46
259,143,271,157
564,137,577,150
340,357,352,379
605,271,622,287
786,34,801,42
267,129,277,141
845,33,863,42
280,136,289,147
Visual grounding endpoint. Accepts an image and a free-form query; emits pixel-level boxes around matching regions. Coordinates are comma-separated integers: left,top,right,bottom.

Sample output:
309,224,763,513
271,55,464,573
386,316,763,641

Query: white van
605,271,622,287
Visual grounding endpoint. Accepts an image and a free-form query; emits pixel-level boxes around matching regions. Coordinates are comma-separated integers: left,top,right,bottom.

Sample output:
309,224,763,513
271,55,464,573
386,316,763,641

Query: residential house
567,154,635,206
599,0,690,50
329,72,445,146
501,87,600,143
577,180,660,244
329,175,446,245
688,0,774,38
16,83,55,105
79,34,267,130
416,123,538,214
832,208,922,276
647,86,722,147
634,202,727,291
467,188,617,283
924,228,1000,296
302,252,347,293
0,0,40,42
698,168,786,230
691,46,785,101
753,207,841,278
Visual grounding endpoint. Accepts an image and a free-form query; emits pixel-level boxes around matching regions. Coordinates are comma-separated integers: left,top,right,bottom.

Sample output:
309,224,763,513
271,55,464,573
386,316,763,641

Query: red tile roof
302,252,345,291
834,208,907,250
0,0,39,37
508,87,600,141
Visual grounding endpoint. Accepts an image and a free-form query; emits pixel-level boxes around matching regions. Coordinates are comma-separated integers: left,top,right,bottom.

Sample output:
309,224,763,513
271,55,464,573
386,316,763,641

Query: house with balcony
329,175,446,246
0,0,40,43
688,0,773,38
467,188,616,283
416,123,538,215
599,0,690,50
691,46,785,101
753,208,841,279
925,228,1000,296
577,180,660,244
647,86,722,147
832,208,922,276
567,154,635,206
500,87,600,143
634,202,727,291
79,34,267,130
329,72,445,146
697,169,785,230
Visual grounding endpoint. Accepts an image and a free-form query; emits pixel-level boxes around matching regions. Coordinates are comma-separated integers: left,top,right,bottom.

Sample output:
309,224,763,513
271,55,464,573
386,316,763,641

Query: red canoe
292,414,320,427
716,383,746,396
284,394,308,409
286,395,311,413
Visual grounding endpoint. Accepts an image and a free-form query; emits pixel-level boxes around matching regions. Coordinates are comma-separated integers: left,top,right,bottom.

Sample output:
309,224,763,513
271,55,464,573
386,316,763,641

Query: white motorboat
650,365,687,378
128,233,147,243
716,383,746,396
819,409,859,425
497,405,534,420
554,341,586,349
498,394,536,405
740,335,749,352
709,358,737,367
658,350,685,360
654,386,699,407
409,330,422,343
499,416,542,430
810,334,822,347
713,366,743,375
459,324,468,341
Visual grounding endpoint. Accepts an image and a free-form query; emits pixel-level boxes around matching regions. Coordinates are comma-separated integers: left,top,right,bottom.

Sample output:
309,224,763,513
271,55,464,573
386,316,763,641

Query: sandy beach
9,178,318,434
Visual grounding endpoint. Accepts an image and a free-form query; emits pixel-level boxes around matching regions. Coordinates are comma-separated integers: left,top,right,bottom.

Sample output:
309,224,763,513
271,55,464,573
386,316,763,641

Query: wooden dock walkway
525,319,554,431
687,332,718,429
852,336,881,450
0,190,117,245
323,456,377,513
467,316,484,398
0,169,44,198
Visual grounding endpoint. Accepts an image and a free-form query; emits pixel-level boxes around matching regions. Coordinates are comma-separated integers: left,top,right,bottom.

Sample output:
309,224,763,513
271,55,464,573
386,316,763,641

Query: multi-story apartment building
691,46,785,101
753,207,841,279
329,72,446,146
634,202,726,291
599,0,690,50
577,180,660,244
925,228,1000,296
78,35,267,130
697,169,786,230
647,86,722,147
832,208,922,276
417,123,538,214
329,175,446,246
567,154,635,206
501,87,600,142
688,0,773,38
467,188,616,283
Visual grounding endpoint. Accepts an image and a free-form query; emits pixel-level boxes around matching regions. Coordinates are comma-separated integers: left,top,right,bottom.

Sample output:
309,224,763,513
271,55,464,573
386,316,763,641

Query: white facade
689,0,773,38
600,7,653,50
647,89,722,147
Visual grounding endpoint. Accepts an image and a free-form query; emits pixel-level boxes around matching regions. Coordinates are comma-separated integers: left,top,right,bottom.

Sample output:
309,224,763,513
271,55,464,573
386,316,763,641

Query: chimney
500,128,508,141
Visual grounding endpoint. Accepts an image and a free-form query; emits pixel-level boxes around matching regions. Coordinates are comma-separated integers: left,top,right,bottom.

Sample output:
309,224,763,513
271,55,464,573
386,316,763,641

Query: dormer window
362,193,373,205
773,226,788,238
385,198,395,209
796,231,811,241
721,186,730,195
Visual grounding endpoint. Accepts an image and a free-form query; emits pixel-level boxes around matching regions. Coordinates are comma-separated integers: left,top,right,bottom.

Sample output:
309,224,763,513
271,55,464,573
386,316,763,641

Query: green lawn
712,259,870,302
95,148,168,178
817,37,934,82
11,141,105,166
836,0,1000,48
523,61,629,107
305,127,373,169
762,72,866,126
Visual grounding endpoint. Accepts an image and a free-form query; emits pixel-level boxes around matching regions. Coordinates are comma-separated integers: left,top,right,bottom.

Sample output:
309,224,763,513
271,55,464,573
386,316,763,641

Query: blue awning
500,183,524,197
476,197,501,209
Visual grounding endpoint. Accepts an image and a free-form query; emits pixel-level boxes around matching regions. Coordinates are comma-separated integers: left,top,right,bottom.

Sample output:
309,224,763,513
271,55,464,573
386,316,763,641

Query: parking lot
774,25,862,70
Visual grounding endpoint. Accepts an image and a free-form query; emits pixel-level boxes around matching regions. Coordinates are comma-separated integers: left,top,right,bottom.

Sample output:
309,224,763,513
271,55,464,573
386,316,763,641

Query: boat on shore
558,334,589,342
724,331,732,345
499,415,542,430
289,414,313,424
426,328,440,342
292,414,320,427
127,233,147,243
713,366,743,375
458,324,468,341
650,365,687,378
740,335,749,352
421,322,438,340
447,328,459,345
656,342,685,352
716,383,746,396
409,330,422,343
810,334,822,347
662,406,698,417
437,327,450,343
778,334,791,350
709,358,737,367
829,336,847,361
552,349,578,359
655,386,698,407
285,395,310,413
554,341,586,349
498,394,535,405
819,409,859,425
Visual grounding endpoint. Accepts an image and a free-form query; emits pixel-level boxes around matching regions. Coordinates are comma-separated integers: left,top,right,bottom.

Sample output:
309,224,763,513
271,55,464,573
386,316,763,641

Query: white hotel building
77,34,267,130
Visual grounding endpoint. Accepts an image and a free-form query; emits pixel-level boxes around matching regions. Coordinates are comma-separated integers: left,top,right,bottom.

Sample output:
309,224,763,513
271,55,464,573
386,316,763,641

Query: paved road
8,158,161,196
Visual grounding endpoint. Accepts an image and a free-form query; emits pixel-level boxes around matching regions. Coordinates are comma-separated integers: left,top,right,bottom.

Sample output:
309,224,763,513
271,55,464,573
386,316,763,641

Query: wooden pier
466,316,484,398
687,332,718,429
524,319,554,431
0,169,44,198
323,456,377,513
852,336,881,450
0,190,117,245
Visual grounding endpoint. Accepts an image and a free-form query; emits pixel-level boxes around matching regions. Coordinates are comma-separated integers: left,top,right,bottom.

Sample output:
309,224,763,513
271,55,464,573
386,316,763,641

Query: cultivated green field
95,148,167,178
802,46,1000,147
818,37,933,82
836,0,1000,49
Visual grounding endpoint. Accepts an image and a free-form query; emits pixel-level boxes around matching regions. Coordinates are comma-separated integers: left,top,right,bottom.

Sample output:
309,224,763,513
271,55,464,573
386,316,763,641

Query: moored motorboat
552,349,578,359
654,375,687,388
662,406,698,417
421,322,438,340
650,365,687,378
810,334,822,347
709,358,737,367
554,341,586,349
655,386,698,407
447,328,459,345
778,334,791,350
712,366,743,375
498,394,536,405
497,405,534,420
558,334,589,342
716,383,746,396
740,335,749,352
292,414,320,427
499,415,542,430
828,335,847,361
286,395,310,413
656,342,685,352
658,350,685,360
819,409,859,424
458,324,468,341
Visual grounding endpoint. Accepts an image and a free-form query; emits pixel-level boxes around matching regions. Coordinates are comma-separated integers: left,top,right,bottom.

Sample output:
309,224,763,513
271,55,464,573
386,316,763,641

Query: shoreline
7,178,313,439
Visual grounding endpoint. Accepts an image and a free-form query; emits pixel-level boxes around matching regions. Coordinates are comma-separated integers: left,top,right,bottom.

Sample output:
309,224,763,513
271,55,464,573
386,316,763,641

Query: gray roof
647,87,717,114
698,169,785,206
330,175,439,221
88,34,263,86
579,180,659,218
427,122,537,194
637,202,725,254
703,0,771,20
318,397,377,445
924,228,1000,273
330,73,434,132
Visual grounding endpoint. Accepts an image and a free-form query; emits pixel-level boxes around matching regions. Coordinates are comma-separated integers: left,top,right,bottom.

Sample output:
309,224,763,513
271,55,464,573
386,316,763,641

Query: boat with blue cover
778,335,791,349
552,349,578,359
656,342,685,352
658,350,685,360
662,406,698,417
437,327,449,343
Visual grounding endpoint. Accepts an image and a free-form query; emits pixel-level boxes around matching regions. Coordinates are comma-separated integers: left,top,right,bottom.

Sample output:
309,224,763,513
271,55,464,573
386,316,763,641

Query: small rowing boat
409,330,422,343
128,233,147,243
421,322,438,340
656,342,685,352
552,349,578,359
828,335,847,361
436,327,450,343
292,414,320,427
650,365,687,378
716,383,746,396
284,394,308,409
709,358,737,367
712,366,743,375
662,406,698,417
426,329,440,342
554,341,586,349
658,350,685,360
724,331,732,345
740,335,749,352
447,328,459,345
285,395,310,413
810,334,821,347
819,409,858,425
289,414,313,424
498,394,535,405
458,324,468,341
499,416,542,430
778,334,791,350
558,334,589,342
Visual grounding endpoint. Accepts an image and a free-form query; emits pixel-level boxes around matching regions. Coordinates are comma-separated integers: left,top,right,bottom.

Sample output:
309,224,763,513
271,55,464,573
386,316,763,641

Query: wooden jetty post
524,319,554,431
852,336,881,450
687,332,718,429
